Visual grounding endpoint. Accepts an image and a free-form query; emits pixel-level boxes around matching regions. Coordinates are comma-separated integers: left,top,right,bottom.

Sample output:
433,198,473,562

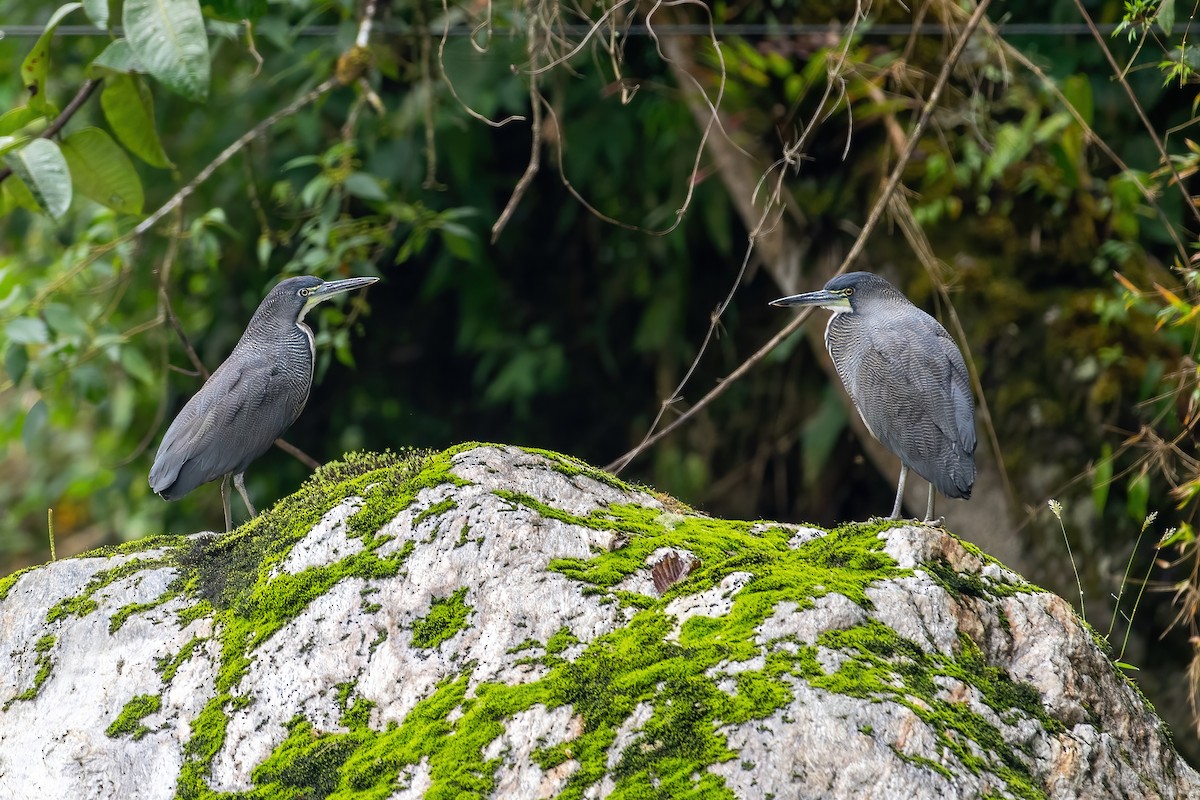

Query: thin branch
133,77,340,237
606,0,994,473
0,79,101,186
1073,0,1200,233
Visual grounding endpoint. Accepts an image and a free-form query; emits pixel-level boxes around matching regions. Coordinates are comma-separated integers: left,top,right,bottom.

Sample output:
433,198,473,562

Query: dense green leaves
100,75,173,168
60,128,144,215
3,139,72,218
123,0,211,103
90,40,147,76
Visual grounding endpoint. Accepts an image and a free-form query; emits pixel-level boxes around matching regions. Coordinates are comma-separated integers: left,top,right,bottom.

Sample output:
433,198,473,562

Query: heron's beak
302,276,380,316
769,289,851,313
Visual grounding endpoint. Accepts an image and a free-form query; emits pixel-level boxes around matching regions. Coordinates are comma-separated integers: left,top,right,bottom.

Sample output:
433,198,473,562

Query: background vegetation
3,0,1200,765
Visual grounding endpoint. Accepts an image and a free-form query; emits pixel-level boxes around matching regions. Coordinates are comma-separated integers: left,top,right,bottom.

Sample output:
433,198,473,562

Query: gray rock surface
0,443,1195,799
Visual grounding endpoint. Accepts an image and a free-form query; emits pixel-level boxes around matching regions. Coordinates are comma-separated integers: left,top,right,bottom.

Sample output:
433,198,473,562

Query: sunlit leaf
343,172,387,202
1157,0,1175,37
0,136,29,158
101,74,173,168
124,0,210,103
22,399,48,451
19,3,84,110
60,127,145,215
3,139,72,218
120,347,155,385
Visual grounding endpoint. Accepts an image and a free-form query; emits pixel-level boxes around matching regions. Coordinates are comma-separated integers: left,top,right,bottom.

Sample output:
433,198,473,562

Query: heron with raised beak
149,275,378,530
771,272,976,522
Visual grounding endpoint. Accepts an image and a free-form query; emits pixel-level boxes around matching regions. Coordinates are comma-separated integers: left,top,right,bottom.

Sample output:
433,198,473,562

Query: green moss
5,634,57,709
0,566,34,601
45,555,172,624
106,693,162,740
411,587,473,649
515,446,635,494
156,637,207,683
413,498,458,528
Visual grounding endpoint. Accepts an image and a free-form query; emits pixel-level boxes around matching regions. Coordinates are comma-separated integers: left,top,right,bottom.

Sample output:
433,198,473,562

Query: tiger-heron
770,272,976,521
149,275,379,531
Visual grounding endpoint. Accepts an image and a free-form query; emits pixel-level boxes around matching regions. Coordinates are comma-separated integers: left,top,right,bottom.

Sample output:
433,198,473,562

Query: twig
133,77,340,237
1073,0,1200,232
606,0,994,473
0,79,101,186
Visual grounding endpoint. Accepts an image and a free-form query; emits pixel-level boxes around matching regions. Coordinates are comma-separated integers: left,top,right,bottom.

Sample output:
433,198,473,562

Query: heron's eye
299,288,311,297
843,287,854,296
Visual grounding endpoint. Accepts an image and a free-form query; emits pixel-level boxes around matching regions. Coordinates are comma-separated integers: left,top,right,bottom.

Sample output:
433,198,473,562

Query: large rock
0,443,1194,799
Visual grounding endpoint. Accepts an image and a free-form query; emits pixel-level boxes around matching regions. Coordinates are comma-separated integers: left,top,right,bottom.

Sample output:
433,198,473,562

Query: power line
0,22,1140,39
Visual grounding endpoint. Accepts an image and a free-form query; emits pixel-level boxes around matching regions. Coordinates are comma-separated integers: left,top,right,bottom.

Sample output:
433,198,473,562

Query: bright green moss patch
414,497,458,528
106,693,162,740
156,636,207,683
5,634,56,709
0,566,33,601
801,621,1054,799
45,555,171,624
411,587,473,649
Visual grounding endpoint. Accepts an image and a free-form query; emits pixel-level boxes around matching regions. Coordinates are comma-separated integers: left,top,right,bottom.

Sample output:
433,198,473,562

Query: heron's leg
889,465,908,519
233,472,257,519
925,483,936,522
220,474,233,533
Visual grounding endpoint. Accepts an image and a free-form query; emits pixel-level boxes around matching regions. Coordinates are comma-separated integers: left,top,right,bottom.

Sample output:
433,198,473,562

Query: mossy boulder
0,443,1195,798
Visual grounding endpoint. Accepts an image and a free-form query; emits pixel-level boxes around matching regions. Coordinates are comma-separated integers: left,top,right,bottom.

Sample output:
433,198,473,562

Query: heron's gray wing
846,319,975,498
148,352,302,500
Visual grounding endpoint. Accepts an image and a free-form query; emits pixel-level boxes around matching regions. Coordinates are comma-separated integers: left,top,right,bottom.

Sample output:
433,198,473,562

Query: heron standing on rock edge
149,275,379,531
770,272,976,522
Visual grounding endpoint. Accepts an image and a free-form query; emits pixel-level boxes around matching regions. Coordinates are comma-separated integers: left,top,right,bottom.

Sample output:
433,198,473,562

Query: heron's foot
921,515,945,527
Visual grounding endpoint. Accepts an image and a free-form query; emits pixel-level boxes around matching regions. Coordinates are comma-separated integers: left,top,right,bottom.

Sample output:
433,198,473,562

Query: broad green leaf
61,127,145,215
3,139,72,219
83,0,108,27
124,0,210,103
42,303,89,339
1062,74,1094,127
22,399,48,451
6,317,51,345
1157,0,1175,37
343,172,387,202
89,39,146,75
120,346,155,385
101,74,174,168
204,0,269,22
1,174,41,213
0,136,30,158
20,3,85,110
0,106,46,136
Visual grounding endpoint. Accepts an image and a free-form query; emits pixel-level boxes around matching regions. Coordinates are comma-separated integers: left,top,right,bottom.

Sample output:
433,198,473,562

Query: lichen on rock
0,443,1195,799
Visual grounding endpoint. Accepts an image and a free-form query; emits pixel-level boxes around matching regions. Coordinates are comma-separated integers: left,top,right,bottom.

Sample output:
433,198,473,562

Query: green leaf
3,139,72,219
60,127,145,215
83,0,109,27
6,317,51,345
204,0,269,22
20,4,85,110
22,399,48,451
123,0,211,103
1,174,41,213
0,136,30,158
343,172,387,202
1127,471,1150,524
4,343,29,383
1157,0,1175,37
120,346,155,385
42,303,89,339
89,39,147,75
101,74,174,168
0,106,46,136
